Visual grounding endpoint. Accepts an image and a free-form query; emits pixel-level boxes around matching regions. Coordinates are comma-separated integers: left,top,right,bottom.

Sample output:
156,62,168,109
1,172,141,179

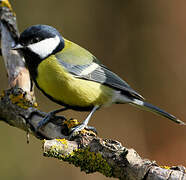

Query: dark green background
0,1,185,180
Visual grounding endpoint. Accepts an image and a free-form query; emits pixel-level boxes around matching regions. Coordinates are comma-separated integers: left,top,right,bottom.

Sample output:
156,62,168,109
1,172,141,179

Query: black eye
19,36,41,46
31,37,40,44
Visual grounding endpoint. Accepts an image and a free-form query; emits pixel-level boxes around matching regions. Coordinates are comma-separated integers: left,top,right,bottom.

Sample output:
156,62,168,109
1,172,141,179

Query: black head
14,24,65,59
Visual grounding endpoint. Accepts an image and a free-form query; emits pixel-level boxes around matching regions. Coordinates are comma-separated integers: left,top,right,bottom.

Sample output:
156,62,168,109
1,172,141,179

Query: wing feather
55,39,144,100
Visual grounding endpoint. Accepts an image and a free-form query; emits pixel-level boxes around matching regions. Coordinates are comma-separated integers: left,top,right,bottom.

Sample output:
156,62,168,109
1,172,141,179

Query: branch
0,1,185,179
43,139,186,180
1,88,186,180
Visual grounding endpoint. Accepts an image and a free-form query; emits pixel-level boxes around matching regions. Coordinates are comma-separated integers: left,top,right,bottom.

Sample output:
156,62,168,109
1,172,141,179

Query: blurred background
0,0,186,179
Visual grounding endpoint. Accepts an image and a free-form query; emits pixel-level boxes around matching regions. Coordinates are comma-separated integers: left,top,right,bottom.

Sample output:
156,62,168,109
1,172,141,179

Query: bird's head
13,24,65,59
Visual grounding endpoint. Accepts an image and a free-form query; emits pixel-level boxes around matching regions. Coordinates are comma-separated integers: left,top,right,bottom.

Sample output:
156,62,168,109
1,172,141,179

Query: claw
69,123,86,137
36,107,68,131
69,106,99,139
85,126,97,134
36,112,53,130
69,124,97,139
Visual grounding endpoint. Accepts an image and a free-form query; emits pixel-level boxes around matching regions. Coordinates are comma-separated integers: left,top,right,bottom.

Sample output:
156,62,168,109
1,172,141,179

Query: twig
0,1,185,179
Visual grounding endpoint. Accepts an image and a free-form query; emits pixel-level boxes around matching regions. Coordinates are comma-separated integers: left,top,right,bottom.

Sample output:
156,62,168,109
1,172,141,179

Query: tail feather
130,99,185,125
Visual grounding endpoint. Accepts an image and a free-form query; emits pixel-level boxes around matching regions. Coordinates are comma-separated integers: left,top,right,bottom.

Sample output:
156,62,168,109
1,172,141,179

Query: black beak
12,43,24,50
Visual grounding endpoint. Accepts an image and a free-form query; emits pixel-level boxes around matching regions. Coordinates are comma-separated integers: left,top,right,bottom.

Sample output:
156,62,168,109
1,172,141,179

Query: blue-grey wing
56,55,144,100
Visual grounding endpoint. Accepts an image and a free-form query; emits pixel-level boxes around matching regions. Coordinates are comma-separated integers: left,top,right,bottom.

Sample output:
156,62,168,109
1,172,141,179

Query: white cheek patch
28,35,60,58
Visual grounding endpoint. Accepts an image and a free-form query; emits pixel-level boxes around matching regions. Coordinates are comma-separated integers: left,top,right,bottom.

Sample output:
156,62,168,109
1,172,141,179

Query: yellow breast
36,56,115,108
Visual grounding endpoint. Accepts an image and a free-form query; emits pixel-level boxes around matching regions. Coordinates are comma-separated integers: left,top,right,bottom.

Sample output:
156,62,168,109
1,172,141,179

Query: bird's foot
36,112,53,130
69,123,97,140
35,107,68,131
36,111,66,131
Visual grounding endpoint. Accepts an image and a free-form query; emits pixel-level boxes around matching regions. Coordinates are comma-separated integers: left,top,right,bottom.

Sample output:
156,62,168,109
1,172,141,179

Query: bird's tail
130,99,185,125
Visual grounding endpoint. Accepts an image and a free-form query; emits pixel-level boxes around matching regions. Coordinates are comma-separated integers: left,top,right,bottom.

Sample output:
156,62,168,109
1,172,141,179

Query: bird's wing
55,39,144,100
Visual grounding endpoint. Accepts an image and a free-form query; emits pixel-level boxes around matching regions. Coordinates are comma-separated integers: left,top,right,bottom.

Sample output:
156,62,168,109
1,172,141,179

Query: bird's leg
37,107,68,130
69,105,99,139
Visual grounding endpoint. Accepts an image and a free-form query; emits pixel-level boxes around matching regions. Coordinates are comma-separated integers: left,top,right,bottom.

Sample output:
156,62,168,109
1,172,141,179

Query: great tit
12,24,185,135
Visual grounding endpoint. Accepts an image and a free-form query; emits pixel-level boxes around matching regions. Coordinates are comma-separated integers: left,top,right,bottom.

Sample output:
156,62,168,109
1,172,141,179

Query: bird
12,24,185,136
